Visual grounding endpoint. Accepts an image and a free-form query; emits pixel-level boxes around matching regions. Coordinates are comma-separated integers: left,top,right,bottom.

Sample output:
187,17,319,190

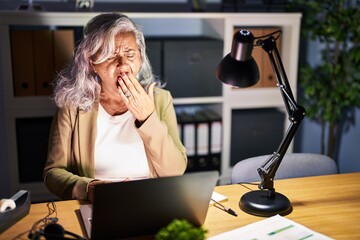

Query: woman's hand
87,180,112,203
117,72,156,122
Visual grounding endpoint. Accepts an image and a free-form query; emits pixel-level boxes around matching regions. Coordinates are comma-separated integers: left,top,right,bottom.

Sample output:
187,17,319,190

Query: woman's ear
90,59,97,73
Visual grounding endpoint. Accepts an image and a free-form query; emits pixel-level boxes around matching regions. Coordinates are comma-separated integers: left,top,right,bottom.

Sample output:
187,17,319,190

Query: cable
28,201,58,239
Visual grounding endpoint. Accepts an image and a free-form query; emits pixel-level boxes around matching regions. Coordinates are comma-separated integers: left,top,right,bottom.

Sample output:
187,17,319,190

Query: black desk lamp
215,29,306,217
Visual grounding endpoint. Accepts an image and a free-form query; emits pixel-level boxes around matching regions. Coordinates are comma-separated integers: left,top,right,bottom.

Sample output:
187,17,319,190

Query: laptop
79,171,219,240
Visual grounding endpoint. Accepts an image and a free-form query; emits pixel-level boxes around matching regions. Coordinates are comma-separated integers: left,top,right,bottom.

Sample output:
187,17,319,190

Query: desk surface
2,172,360,239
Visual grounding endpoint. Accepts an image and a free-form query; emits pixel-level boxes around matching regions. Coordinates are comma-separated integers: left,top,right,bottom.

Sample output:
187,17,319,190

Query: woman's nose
116,55,127,67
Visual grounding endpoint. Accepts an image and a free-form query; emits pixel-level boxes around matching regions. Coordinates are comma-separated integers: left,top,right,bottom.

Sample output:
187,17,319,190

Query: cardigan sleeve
137,89,187,176
43,107,93,200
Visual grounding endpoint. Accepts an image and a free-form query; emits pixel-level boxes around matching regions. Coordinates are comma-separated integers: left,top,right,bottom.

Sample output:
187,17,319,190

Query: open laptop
79,171,219,240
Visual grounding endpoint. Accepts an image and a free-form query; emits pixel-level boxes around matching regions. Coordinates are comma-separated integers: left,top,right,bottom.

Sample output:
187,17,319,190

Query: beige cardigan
43,88,187,200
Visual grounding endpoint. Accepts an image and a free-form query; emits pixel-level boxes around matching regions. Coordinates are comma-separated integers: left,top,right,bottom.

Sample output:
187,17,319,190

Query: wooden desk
2,173,360,239
206,172,360,239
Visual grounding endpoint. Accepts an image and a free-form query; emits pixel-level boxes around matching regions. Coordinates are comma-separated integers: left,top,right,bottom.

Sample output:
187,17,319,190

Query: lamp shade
215,29,260,88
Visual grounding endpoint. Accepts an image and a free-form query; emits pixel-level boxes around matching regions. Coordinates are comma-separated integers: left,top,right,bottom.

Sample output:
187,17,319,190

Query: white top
94,104,150,181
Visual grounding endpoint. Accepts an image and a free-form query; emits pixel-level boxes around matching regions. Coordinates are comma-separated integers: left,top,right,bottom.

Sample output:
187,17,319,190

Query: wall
0,46,11,198
296,113,360,173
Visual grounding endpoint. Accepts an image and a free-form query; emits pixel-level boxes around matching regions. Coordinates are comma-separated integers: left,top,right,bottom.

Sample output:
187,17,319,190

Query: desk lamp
215,29,306,217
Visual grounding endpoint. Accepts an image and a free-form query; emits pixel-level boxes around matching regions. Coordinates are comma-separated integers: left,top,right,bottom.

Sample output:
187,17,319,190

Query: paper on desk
209,192,228,205
208,214,333,240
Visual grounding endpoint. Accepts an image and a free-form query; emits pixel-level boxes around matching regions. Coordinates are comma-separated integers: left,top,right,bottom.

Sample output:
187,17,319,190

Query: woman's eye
107,53,118,61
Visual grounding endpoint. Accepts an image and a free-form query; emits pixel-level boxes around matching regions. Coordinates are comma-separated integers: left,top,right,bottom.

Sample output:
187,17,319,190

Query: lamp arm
256,36,306,194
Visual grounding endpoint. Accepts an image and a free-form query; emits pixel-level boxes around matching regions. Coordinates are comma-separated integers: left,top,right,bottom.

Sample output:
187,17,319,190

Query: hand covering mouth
116,76,121,87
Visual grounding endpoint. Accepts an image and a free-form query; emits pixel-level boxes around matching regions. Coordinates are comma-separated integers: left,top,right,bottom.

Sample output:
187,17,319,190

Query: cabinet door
16,117,53,183
163,38,223,98
145,39,162,82
230,108,285,165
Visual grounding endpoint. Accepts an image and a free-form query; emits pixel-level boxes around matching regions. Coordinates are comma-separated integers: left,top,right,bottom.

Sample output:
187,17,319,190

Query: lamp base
239,190,292,217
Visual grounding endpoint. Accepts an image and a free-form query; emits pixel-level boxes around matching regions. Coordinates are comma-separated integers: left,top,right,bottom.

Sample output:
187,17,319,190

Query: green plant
155,219,207,240
287,0,360,159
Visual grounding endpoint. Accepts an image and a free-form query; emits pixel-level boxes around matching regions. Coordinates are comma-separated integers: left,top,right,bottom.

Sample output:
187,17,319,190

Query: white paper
208,215,333,240
209,192,228,205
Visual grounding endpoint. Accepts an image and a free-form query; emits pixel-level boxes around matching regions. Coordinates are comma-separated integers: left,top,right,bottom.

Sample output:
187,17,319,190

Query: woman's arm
43,107,93,200
137,89,187,176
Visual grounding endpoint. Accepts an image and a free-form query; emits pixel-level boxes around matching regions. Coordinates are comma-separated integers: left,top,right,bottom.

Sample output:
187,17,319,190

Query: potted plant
155,219,207,240
287,0,360,160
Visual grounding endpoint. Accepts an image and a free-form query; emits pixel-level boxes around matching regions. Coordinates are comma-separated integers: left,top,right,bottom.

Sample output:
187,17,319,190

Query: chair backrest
231,153,338,184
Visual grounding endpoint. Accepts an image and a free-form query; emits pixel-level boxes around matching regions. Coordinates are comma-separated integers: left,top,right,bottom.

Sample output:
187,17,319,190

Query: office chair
231,153,339,184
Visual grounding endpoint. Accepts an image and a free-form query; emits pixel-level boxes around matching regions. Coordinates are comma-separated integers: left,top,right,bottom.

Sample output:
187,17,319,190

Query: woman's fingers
117,74,155,121
119,72,142,95
117,74,133,99
147,82,156,100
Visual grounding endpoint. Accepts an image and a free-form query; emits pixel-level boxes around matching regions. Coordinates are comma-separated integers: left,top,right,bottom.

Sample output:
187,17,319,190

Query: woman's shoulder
56,102,98,117
154,87,173,101
153,87,175,113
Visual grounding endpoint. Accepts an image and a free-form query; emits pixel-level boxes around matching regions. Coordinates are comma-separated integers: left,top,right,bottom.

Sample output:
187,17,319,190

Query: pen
211,198,238,217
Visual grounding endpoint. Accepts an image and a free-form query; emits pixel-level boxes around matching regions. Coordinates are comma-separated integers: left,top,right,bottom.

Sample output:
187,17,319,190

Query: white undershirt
94,104,150,181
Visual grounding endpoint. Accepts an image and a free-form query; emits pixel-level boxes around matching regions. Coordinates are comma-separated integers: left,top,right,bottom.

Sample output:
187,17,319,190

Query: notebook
79,171,219,240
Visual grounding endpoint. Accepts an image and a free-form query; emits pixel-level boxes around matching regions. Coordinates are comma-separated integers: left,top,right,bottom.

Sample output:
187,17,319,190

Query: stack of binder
175,106,222,173
10,28,75,96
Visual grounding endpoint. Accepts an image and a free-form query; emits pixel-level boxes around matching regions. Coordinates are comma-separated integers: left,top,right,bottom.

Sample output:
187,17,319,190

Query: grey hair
53,13,155,111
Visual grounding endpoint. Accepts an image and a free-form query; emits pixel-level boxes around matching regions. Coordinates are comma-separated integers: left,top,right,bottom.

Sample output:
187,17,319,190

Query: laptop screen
80,171,219,240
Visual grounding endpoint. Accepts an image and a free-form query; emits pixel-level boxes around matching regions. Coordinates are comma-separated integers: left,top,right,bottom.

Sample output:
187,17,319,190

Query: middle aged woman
43,12,187,202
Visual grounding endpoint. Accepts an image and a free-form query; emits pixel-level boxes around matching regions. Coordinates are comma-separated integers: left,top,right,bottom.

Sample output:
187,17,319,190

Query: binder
201,108,222,154
176,106,222,173
10,29,36,96
183,122,196,157
53,29,74,72
194,109,210,171
203,108,222,171
233,27,281,88
10,28,75,97
176,108,196,170
195,111,209,156
33,30,54,95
